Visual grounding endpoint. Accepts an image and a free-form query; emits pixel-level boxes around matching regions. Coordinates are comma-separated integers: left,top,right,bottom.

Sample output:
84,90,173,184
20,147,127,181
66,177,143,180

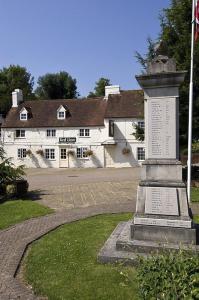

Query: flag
196,0,199,41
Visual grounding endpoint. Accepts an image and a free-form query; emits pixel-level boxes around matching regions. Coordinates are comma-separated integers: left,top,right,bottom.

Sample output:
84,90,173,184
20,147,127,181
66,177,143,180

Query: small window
137,147,145,161
138,121,145,129
58,111,65,119
18,148,26,159
109,120,114,137
79,129,84,137
20,113,27,120
60,149,67,159
16,130,25,138
47,129,56,137
79,129,90,137
45,149,55,160
76,147,88,159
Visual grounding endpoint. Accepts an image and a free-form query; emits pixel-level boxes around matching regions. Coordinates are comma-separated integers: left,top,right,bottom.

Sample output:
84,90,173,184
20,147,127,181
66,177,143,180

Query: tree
35,71,78,99
135,0,199,142
0,146,25,194
0,65,34,114
88,77,111,98
132,124,145,141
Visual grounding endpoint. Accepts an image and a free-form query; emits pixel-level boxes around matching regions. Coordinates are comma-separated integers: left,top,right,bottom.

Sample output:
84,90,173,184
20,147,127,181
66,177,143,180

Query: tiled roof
105,90,144,118
2,90,144,128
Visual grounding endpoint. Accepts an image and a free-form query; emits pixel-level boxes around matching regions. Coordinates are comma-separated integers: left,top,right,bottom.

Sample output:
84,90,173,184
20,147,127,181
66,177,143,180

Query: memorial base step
97,221,199,266
131,224,196,245
116,221,198,253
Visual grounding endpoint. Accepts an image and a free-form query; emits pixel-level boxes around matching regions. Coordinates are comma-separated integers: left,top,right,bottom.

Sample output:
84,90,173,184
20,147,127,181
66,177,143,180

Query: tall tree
0,65,34,114
35,71,78,99
88,77,111,98
135,0,199,142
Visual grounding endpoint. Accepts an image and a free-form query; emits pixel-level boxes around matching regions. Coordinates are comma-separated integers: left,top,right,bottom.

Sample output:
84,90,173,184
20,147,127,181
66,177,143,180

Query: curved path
0,202,134,300
1,167,198,300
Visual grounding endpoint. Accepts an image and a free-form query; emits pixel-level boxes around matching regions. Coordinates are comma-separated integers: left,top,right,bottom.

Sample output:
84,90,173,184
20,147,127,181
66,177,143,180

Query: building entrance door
105,146,115,167
59,148,68,168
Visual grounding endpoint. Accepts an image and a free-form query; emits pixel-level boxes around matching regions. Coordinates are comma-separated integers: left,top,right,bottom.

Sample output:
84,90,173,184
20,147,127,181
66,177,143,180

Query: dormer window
57,105,67,120
20,113,27,120
58,111,65,119
20,108,28,121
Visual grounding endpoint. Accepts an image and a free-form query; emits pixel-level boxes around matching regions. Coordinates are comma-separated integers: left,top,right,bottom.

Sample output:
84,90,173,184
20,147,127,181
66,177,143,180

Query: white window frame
137,121,145,129
137,147,145,161
45,149,55,160
20,113,27,121
58,111,65,120
16,129,26,138
60,148,67,160
76,147,88,159
46,129,56,137
18,148,26,159
79,129,90,137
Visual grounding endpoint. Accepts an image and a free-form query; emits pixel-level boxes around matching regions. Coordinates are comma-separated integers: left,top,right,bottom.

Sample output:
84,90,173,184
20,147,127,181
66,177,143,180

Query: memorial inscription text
145,187,179,216
148,98,176,159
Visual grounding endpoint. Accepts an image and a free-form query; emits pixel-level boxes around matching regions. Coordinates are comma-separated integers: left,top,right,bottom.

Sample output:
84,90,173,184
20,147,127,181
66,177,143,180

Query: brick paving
26,167,139,211
0,167,138,300
0,167,198,299
0,203,134,300
34,181,137,211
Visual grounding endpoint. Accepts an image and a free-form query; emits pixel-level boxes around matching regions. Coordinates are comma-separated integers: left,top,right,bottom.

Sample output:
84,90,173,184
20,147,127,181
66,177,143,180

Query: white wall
104,118,145,168
2,118,145,168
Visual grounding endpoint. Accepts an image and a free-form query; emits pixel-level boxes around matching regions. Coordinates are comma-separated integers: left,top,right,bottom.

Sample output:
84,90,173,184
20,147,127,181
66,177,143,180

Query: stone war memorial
98,52,198,263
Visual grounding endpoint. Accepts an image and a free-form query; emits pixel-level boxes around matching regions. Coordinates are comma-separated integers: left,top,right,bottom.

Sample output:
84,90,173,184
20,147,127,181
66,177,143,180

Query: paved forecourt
25,167,140,211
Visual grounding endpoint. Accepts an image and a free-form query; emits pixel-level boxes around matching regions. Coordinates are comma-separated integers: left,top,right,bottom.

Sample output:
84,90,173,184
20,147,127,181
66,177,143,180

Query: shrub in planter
5,180,28,198
0,146,25,195
84,149,94,156
122,147,131,155
137,249,199,299
36,149,44,156
6,184,16,196
67,150,75,157
15,179,29,197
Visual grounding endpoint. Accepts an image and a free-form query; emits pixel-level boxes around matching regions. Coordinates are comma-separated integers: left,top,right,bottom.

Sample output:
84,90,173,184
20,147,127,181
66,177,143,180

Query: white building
1,86,145,168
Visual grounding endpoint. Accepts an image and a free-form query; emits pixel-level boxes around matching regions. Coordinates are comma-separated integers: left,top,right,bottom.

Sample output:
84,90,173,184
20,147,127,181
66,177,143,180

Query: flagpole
187,0,195,203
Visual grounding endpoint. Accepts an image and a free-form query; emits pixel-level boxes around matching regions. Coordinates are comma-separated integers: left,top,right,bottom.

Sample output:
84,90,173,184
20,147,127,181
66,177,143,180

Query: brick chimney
12,89,23,107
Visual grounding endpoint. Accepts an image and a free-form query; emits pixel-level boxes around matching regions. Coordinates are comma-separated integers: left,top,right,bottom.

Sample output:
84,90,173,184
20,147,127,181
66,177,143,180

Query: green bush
0,146,25,194
137,250,199,299
181,142,199,155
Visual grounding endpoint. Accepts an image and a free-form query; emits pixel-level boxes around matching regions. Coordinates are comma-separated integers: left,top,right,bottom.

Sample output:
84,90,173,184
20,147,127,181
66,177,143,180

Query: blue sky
0,0,170,97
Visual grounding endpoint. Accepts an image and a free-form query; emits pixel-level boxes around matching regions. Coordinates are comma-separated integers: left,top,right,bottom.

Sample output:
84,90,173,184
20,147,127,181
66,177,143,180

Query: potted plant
122,147,131,155
26,149,32,157
67,150,75,157
85,149,94,157
36,149,44,156
0,146,27,197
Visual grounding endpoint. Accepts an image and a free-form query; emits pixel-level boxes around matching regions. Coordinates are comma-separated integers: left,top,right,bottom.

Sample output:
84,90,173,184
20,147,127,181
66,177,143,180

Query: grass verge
191,187,199,202
24,213,139,300
0,199,53,230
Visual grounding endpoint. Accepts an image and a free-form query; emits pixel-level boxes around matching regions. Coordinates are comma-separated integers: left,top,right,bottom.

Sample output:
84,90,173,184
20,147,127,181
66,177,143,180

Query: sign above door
59,137,76,144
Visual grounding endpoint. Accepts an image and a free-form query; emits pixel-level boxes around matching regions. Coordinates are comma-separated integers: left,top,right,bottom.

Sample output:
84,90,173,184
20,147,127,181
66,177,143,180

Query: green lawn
24,213,139,300
191,187,199,202
0,200,53,230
